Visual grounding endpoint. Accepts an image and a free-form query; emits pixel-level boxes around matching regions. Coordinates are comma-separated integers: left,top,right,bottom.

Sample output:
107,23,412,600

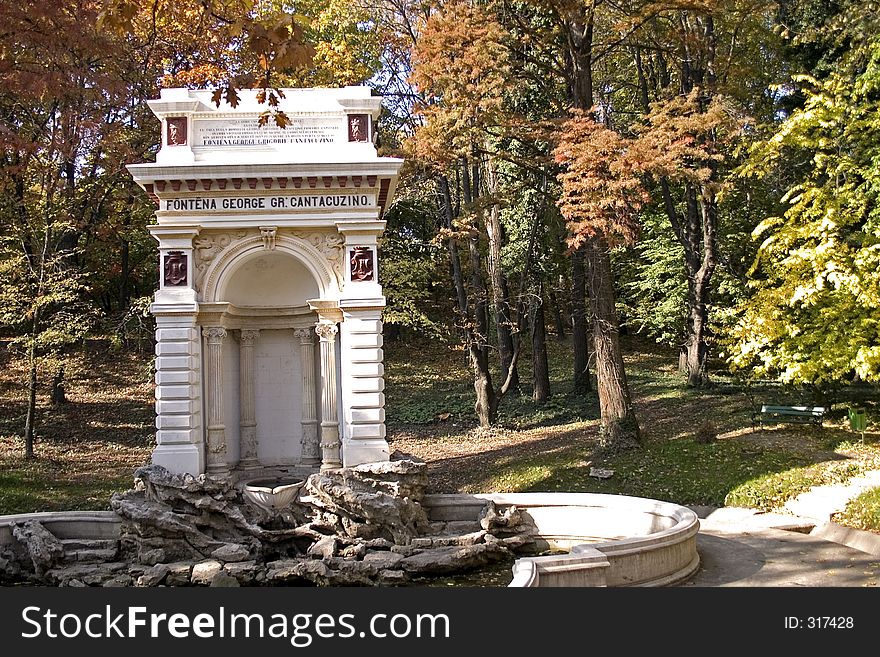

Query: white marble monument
127,87,403,478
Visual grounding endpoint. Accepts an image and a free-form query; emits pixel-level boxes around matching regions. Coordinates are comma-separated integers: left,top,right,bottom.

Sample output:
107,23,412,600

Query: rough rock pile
2,455,538,587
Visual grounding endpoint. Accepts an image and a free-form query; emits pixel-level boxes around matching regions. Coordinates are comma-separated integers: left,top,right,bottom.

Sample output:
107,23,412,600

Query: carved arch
202,234,340,303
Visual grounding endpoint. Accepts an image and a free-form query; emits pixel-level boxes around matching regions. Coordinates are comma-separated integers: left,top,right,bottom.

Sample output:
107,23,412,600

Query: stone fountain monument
0,87,701,589
127,86,403,480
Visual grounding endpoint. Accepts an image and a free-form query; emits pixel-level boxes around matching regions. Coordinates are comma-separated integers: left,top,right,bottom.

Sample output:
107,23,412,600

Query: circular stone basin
242,478,305,511
423,492,701,587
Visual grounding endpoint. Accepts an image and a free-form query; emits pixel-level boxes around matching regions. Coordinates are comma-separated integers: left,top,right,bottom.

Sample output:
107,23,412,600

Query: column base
342,439,390,467
151,442,204,476
206,464,231,479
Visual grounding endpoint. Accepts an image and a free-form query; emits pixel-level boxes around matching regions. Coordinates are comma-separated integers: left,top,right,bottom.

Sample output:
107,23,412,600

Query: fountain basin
0,492,699,587
423,492,701,587
241,478,305,511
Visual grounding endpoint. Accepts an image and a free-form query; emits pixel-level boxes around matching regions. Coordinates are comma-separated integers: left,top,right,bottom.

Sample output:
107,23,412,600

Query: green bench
755,405,827,428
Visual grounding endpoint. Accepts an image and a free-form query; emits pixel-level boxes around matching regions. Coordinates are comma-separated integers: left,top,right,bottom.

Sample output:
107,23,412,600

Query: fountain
0,462,699,588
242,478,306,512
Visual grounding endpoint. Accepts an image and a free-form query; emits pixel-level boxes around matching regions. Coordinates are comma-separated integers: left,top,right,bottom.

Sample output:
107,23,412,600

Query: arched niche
221,251,319,308
202,234,339,306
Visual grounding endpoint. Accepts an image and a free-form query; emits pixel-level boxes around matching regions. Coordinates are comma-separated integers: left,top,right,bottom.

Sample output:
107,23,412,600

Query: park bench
755,404,827,428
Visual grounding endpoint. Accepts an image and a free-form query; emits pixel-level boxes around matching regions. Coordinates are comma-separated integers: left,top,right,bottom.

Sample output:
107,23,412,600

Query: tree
0,0,126,455
629,90,747,386
727,9,880,384
410,0,525,426
554,112,645,447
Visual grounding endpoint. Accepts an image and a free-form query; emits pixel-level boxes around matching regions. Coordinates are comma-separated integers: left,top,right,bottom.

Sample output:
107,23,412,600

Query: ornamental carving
193,230,248,292
164,251,188,286
239,329,260,346
167,117,187,146
301,231,345,284
349,246,374,282
203,326,227,343
347,114,369,142
260,226,277,250
194,229,345,293
315,323,339,340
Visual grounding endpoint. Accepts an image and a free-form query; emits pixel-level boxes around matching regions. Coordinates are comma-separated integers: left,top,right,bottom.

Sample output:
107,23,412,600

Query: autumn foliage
553,112,646,248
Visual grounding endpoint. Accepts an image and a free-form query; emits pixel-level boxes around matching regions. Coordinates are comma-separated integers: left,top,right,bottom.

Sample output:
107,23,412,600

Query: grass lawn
0,343,153,514
1,333,879,534
384,333,880,524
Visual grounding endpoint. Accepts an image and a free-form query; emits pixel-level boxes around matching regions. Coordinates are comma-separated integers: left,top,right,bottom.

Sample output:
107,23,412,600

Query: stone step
61,539,119,564
60,538,118,551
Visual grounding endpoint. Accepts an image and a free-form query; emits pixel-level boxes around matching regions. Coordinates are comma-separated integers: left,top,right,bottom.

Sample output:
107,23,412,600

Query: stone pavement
684,470,880,587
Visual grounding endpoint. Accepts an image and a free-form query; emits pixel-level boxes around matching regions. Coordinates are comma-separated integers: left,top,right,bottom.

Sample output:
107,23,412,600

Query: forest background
1,0,879,524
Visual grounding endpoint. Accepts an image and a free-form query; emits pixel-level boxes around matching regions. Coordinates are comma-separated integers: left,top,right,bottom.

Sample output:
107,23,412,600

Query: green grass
470,437,812,507
0,466,137,514
385,333,880,521
836,487,880,532
1,332,879,537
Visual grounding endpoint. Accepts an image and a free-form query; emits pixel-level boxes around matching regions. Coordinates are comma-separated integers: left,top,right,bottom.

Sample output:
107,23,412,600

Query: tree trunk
120,209,131,310
486,203,519,391
51,365,66,405
549,287,567,340
586,238,640,450
532,293,551,403
439,175,496,427
24,344,37,459
571,245,590,393
468,228,495,425
684,189,717,387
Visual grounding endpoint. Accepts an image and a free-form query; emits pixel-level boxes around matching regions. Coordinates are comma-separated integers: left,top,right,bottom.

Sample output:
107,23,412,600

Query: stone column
338,307,389,466
295,328,320,467
238,329,260,470
153,316,202,475
203,326,230,477
315,322,341,471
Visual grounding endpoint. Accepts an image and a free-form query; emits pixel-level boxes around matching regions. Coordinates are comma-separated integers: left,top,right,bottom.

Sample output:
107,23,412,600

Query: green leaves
728,23,880,384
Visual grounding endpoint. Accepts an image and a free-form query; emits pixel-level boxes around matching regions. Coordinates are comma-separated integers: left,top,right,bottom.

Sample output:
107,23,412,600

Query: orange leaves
410,1,510,164
629,89,747,190
246,14,315,73
162,64,226,89
209,85,240,108
553,111,646,248
553,91,747,248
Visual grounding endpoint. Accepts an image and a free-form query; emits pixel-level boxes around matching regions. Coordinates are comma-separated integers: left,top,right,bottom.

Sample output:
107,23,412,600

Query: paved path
684,470,880,587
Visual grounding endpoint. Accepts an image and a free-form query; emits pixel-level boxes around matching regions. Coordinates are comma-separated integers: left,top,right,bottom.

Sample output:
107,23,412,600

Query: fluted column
238,328,260,470
203,326,229,477
315,322,341,471
295,328,320,466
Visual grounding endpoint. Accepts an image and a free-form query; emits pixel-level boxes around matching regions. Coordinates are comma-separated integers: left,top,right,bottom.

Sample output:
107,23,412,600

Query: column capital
293,327,314,342
203,326,227,343
315,323,339,340
239,328,260,346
